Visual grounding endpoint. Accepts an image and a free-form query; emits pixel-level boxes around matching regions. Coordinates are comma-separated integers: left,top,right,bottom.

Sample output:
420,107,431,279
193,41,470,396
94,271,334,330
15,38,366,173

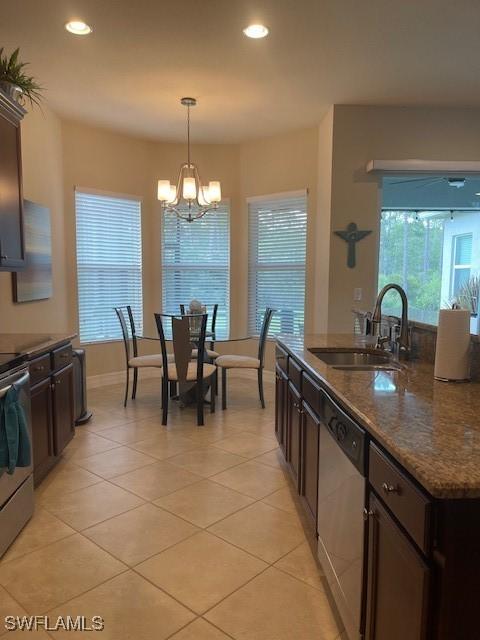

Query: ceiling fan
388,176,466,189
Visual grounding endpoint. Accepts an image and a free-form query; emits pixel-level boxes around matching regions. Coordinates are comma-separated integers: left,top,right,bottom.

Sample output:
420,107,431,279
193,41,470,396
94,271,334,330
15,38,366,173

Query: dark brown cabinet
301,402,320,525
275,365,287,452
29,343,75,486
0,90,25,271
30,377,55,484
52,363,75,455
287,382,302,490
365,493,430,640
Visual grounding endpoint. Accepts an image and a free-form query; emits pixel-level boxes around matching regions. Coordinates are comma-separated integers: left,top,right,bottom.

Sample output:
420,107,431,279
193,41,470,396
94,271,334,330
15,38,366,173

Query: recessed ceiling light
476,192,480,196
65,20,92,35
243,24,269,39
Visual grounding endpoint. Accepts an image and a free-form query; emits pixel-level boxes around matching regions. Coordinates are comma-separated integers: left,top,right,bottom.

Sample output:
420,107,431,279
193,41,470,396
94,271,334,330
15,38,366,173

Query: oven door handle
0,371,29,399
0,384,12,399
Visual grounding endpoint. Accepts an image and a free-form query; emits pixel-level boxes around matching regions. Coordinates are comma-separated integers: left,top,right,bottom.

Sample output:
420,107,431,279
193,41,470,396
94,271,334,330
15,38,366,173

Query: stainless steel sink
308,349,401,371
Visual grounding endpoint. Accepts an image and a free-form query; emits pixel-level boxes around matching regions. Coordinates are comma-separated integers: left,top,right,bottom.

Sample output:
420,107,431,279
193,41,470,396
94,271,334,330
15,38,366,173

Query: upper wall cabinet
0,88,25,271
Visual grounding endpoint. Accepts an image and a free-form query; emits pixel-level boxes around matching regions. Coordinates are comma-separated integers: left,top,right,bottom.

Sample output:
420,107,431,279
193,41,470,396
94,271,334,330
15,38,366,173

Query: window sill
80,338,124,346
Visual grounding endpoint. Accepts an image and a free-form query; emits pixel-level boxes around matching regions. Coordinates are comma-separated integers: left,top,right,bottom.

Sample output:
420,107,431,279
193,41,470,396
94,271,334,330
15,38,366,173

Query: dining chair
114,306,164,407
179,303,220,356
215,308,275,410
180,303,220,395
155,312,217,426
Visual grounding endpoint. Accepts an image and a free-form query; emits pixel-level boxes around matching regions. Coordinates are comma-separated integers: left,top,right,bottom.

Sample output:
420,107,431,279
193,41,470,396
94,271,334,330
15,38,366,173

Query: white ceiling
2,0,480,143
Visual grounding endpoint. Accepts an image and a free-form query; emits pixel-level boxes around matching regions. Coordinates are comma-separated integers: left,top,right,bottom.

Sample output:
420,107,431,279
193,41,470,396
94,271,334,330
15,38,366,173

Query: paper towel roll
434,308,471,381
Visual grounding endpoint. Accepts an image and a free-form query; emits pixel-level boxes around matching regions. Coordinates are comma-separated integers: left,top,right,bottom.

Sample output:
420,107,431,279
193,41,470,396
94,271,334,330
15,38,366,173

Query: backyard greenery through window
378,210,479,330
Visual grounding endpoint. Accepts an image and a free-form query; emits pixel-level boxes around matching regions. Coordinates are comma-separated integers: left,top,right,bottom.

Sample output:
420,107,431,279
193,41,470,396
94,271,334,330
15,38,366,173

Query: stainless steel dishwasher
317,389,367,640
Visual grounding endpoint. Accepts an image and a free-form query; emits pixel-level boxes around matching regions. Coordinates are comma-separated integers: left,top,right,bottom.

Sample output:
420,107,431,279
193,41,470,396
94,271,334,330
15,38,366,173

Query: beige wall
313,108,334,333
239,126,319,334
7,103,480,376
61,119,240,376
0,107,68,334
327,105,480,332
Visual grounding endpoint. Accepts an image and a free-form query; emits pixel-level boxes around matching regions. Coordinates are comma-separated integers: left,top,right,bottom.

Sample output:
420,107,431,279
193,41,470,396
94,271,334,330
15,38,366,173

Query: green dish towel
0,385,31,475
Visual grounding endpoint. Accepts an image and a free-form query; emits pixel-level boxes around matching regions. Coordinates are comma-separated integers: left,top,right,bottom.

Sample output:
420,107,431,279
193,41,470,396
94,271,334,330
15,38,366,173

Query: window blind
248,192,307,336
162,204,230,338
75,190,143,343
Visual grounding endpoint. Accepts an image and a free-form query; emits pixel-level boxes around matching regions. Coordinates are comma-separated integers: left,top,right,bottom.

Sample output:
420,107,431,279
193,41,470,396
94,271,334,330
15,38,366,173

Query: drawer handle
0,254,8,261
33,365,45,372
60,353,70,359
382,482,400,495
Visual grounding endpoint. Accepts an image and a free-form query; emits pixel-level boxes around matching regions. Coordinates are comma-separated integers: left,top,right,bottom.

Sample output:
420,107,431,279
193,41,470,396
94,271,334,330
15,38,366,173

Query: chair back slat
154,313,171,373
172,317,193,382
257,307,275,365
114,307,131,363
126,305,138,357
155,312,208,386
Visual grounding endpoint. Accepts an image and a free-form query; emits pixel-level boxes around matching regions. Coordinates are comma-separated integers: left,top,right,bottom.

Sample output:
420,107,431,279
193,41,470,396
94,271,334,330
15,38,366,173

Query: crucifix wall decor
334,222,372,268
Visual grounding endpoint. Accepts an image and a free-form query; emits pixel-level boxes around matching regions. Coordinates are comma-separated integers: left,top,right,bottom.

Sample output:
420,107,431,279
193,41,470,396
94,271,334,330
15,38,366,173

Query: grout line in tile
0,537,131,616
0,530,78,568
39,484,147,534
38,565,132,617
84,517,201,569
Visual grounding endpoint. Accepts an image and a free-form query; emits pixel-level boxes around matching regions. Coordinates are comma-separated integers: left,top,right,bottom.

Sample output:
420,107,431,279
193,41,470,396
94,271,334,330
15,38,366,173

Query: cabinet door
287,382,302,491
52,364,75,455
31,377,55,486
365,493,430,640
0,111,24,270
275,366,286,448
302,402,320,524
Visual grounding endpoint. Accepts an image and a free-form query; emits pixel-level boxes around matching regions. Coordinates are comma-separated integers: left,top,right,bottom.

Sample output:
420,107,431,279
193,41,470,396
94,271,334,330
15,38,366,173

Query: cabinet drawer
302,372,322,417
369,443,431,553
29,353,51,384
275,345,288,374
288,358,302,391
52,344,72,371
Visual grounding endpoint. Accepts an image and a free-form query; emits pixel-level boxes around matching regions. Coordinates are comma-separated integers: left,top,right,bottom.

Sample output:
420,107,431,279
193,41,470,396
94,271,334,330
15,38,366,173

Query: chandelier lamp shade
157,97,222,222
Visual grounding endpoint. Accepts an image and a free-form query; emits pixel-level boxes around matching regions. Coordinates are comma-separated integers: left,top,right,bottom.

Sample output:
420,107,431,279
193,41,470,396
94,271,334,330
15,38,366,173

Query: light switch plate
354,287,362,301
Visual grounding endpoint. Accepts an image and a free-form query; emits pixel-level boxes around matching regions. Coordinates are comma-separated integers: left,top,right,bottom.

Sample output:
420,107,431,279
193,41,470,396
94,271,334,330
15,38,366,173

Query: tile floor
0,373,343,639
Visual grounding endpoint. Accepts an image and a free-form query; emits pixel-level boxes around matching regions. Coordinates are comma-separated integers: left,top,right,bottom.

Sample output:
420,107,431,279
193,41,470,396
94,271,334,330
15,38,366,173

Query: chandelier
157,97,221,222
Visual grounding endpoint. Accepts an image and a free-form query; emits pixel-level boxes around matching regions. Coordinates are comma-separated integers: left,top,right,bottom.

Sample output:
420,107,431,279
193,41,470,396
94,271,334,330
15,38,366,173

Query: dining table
137,332,252,407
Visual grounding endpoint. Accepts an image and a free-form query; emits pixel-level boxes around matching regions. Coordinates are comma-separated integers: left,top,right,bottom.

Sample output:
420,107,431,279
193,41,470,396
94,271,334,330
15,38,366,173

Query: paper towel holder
434,305,471,382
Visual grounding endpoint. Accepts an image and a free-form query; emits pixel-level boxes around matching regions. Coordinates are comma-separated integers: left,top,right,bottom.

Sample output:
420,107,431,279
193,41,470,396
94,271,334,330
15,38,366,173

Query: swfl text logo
4,615,105,632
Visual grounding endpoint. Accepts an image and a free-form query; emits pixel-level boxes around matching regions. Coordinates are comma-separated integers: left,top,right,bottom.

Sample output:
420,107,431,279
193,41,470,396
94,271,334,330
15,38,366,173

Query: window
248,192,307,336
162,204,230,338
451,234,472,298
75,190,143,343
379,211,480,326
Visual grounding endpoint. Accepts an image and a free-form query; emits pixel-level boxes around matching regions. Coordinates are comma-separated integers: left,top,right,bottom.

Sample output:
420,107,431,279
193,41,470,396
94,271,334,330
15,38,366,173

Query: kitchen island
276,333,480,640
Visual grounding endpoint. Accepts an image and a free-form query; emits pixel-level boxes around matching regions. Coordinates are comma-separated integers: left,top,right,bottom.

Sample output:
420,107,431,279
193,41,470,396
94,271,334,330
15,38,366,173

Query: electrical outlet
354,287,362,302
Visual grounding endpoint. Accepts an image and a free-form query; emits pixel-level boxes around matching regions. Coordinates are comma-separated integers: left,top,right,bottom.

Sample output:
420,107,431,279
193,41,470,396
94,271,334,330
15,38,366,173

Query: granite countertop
278,333,480,499
0,333,77,358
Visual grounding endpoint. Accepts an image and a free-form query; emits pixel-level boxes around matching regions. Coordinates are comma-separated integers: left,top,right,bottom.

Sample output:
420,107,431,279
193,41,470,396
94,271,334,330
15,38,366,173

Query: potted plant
457,275,480,334
0,47,42,108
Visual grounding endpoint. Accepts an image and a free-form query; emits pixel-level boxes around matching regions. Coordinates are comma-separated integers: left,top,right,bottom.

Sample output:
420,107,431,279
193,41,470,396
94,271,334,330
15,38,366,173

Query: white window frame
248,190,307,337
451,233,473,298
75,187,143,345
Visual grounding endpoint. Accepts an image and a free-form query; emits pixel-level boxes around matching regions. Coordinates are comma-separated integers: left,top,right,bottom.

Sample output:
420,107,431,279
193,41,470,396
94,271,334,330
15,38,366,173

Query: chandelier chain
187,103,191,167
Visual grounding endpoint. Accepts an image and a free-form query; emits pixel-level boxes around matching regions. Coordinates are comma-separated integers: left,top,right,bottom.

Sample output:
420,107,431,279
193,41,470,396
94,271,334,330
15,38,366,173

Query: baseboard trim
87,366,274,390
87,368,161,390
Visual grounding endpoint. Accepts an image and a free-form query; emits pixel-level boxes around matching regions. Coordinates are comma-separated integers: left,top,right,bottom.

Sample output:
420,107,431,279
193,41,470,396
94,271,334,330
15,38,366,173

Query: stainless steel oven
317,389,367,640
0,364,33,557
